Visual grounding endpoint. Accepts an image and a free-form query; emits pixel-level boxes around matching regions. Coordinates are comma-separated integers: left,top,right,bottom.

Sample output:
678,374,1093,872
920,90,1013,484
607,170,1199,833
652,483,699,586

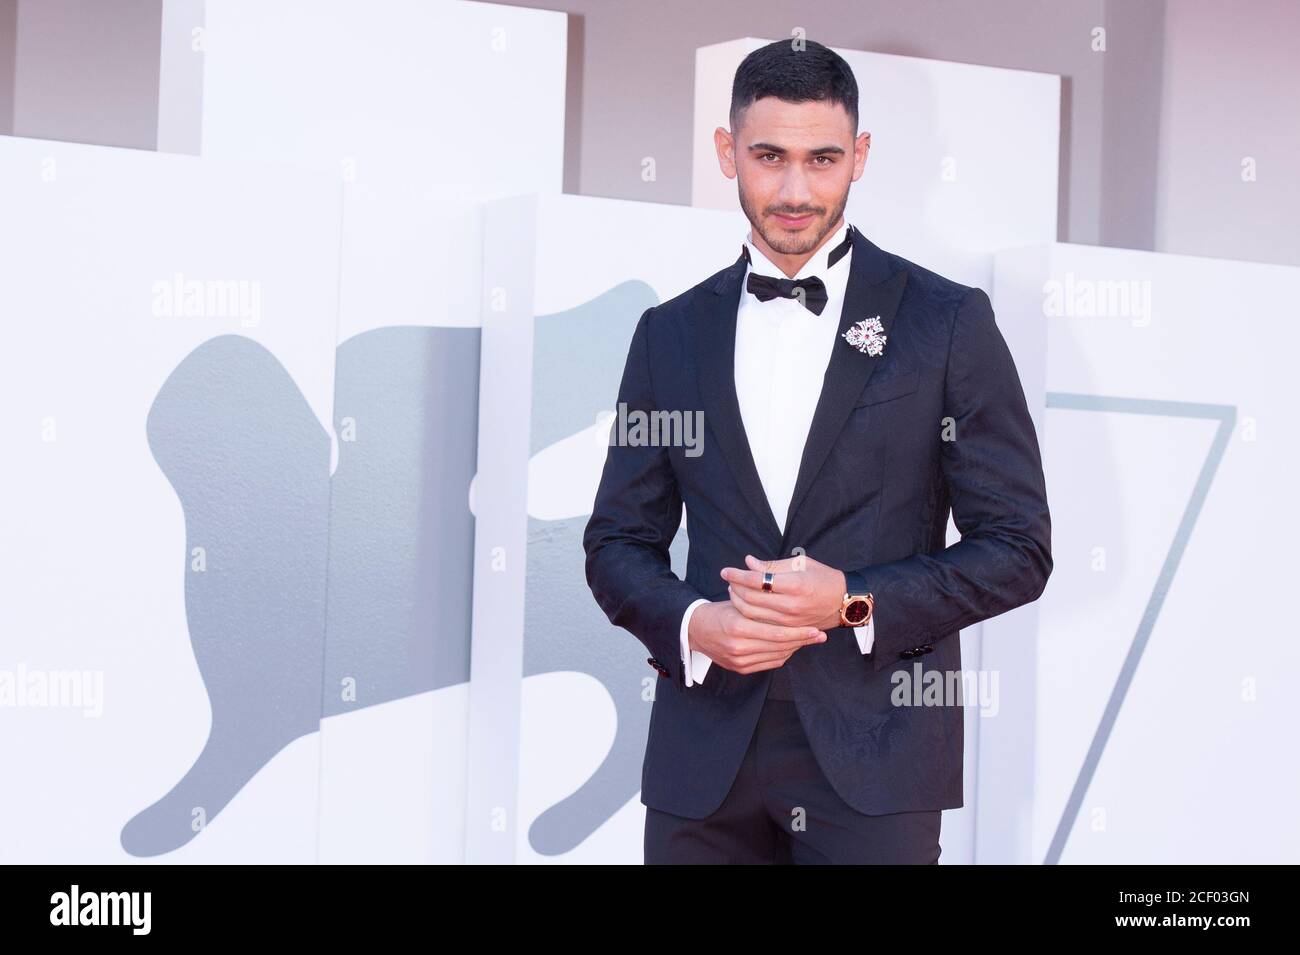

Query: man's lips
773,213,814,228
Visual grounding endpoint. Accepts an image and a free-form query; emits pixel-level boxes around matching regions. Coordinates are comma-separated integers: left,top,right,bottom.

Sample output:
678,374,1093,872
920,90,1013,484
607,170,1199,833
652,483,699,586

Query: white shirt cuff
680,601,869,683
679,598,712,686
855,615,875,654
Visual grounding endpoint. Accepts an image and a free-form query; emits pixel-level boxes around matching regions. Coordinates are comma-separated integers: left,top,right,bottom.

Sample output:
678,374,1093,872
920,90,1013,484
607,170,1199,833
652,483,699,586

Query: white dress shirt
679,219,875,686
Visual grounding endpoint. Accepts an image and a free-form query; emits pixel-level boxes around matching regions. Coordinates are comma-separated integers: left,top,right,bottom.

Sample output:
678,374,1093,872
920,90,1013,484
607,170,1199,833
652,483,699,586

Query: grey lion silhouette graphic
127,282,675,858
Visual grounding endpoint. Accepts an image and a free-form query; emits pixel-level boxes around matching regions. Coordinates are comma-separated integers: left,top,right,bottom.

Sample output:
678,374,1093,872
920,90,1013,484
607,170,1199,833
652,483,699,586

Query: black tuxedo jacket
583,226,1052,819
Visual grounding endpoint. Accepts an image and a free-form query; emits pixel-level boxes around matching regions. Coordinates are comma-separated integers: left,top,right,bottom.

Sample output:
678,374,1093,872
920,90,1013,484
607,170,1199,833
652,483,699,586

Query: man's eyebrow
747,143,847,156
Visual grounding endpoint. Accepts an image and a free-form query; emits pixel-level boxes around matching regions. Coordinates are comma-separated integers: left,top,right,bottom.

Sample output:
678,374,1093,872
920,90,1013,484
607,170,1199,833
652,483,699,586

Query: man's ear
852,131,871,181
715,126,737,179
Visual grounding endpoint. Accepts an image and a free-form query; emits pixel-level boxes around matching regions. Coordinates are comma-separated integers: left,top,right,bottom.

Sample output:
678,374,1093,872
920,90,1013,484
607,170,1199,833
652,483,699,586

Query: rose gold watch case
839,592,874,627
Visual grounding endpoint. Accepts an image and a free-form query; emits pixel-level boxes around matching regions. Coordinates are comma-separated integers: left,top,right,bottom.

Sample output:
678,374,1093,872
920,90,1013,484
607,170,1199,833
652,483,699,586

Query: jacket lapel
695,247,784,551
780,228,908,549
693,227,908,557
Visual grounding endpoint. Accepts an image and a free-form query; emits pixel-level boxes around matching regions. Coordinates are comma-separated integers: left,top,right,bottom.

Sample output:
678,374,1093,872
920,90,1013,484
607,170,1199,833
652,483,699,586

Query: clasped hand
724,553,847,632
686,553,846,675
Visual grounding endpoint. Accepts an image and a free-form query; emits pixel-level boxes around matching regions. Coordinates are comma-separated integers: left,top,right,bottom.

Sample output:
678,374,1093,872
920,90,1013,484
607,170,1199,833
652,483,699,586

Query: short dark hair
729,39,858,135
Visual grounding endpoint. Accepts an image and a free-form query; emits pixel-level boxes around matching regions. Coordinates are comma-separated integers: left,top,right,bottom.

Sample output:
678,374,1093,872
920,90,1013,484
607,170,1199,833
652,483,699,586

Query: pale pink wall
2,0,1294,265
516,0,1295,264
531,0,1117,247
1155,0,1300,266
12,0,161,149
0,0,16,133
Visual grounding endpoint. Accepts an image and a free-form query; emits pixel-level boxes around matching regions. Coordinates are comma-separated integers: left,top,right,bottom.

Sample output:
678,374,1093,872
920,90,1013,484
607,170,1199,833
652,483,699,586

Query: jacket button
900,649,916,659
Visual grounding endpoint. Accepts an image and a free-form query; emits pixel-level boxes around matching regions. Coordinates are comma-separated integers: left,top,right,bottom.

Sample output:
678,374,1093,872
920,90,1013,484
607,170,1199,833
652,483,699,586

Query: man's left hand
722,554,846,632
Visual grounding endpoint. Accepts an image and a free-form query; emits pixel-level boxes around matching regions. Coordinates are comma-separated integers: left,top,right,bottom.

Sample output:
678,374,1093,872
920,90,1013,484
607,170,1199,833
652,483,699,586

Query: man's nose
776,167,814,208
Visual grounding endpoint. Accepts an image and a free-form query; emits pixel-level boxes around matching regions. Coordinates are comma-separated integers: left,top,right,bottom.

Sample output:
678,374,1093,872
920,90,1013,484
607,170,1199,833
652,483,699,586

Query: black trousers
644,695,942,864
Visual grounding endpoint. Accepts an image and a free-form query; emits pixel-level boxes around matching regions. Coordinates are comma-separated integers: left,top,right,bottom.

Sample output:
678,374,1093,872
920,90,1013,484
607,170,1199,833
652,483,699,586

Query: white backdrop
161,0,568,198
1,0,570,864
478,195,748,865
157,0,569,863
9,11,1282,866
996,241,1300,863
0,135,342,862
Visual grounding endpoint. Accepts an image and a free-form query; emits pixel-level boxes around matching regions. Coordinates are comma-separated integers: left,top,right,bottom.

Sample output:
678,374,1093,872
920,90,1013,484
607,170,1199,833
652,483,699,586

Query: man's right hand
687,600,827,675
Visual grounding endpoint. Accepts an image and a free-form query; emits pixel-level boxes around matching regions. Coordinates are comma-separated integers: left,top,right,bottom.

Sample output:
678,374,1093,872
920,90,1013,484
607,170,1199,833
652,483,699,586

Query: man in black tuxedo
583,39,1051,864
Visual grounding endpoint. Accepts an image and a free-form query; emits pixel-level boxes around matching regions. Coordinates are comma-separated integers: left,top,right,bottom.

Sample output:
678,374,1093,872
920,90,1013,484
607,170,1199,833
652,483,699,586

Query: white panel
514,195,742,864
338,187,485,338
166,0,568,197
998,241,1300,863
317,686,470,864
0,135,341,862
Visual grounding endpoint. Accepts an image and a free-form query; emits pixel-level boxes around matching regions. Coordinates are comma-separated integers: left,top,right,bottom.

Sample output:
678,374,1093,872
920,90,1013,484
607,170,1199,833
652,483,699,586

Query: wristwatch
838,570,874,627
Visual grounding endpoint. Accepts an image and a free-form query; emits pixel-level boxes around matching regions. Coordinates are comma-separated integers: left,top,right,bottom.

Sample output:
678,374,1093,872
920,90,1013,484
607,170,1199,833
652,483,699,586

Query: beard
737,178,849,257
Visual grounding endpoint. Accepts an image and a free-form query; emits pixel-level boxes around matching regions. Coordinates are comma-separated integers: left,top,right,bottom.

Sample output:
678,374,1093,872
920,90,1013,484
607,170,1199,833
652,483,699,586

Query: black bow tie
745,272,830,314
741,225,854,316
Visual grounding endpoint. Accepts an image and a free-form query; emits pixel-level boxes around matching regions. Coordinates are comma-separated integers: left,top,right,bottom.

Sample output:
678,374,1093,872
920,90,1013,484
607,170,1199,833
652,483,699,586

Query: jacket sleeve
583,307,705,686
850,286,1052,673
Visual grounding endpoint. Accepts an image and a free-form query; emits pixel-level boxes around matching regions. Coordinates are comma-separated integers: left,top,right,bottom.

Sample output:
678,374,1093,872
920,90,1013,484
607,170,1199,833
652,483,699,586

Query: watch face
843,598,870,625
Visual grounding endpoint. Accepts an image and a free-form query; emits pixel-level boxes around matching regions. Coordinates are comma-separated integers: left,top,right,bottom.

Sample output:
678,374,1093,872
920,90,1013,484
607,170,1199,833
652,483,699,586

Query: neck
749,215,846,278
